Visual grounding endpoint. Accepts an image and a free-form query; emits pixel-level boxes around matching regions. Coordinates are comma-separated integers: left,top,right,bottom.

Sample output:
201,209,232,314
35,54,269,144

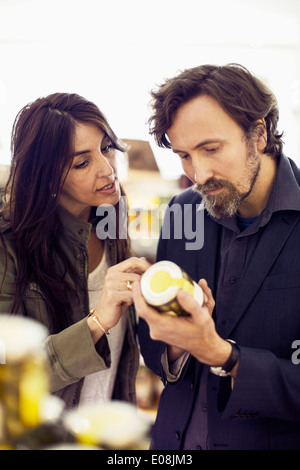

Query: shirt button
202,404,207,412
196,445,202,450
229,276,237,284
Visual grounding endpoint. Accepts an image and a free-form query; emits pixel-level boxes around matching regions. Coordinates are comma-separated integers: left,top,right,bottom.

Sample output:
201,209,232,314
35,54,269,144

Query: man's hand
133,279,231,368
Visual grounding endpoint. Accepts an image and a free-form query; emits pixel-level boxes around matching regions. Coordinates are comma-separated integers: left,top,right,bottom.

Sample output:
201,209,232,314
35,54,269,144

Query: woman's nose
96,154,115,177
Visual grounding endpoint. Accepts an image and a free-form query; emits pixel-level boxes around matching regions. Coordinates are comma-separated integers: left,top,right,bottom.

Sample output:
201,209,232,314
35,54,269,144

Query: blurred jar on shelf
0,315,49,449
136,357,164,413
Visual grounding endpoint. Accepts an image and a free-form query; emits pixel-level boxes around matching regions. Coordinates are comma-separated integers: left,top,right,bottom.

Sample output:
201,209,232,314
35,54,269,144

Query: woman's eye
101,142,115,154
74,160,88,170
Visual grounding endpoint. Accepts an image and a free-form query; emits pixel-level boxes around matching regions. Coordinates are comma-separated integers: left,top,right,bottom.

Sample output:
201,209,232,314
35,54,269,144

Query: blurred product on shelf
136,357,164,423
0,165,10,190
0,315,49,448
123,139,160,172
0,165,10,209
122,139,184,261
0,315,150,450
63,400,150,450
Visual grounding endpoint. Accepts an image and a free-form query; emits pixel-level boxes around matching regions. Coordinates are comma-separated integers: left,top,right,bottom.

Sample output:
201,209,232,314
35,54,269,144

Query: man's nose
192,160,214,185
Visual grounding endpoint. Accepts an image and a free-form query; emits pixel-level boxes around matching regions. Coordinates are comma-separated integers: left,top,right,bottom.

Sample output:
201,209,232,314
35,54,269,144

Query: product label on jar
150,270,194,296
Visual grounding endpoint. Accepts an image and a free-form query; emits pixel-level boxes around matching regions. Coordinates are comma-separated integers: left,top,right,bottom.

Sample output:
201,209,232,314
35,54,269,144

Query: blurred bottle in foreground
0,315,49,449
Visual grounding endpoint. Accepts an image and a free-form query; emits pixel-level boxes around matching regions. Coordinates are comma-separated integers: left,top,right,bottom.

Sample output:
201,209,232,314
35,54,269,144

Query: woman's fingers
103,271,141,292
102,256,152,293
108,257,152,274
93,259,151,333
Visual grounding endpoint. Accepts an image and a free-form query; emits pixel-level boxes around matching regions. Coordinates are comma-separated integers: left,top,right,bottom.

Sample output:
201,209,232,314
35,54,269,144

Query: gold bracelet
89,309,110,335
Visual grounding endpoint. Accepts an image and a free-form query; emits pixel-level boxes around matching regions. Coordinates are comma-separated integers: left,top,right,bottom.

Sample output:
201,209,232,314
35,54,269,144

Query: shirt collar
268,154,300,213
210,154,300,233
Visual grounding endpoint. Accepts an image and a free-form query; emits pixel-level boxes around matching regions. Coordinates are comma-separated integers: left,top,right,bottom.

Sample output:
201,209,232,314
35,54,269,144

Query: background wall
0,0,300,176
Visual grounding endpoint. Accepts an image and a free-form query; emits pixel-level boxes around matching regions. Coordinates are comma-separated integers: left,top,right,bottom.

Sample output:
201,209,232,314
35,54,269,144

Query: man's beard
193,143,261,218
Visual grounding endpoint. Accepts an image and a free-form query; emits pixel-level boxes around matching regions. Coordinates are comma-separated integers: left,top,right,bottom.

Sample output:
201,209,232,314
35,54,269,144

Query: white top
79,244,127,405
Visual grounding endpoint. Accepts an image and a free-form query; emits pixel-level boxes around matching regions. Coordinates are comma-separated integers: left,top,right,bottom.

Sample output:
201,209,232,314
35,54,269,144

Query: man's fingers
198,278,210,298
198,278,215,314
176,289,202,315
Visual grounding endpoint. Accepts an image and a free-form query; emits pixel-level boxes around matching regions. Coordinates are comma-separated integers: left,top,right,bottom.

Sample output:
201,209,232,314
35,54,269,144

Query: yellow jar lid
141,261,192,306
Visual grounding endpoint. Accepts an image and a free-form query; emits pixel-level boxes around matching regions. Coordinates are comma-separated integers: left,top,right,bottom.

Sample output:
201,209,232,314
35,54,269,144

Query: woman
0,93,150,408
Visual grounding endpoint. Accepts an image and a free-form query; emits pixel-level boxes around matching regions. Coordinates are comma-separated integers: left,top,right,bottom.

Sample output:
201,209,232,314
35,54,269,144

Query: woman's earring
51,193,57,198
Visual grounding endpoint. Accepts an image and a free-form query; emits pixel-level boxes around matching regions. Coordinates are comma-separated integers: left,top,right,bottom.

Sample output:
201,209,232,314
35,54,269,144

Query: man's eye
205,147,218,153
178,154,190,160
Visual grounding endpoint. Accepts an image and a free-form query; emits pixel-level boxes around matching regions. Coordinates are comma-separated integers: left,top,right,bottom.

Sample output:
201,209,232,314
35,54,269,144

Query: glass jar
140,260,203,316
0,315,49,448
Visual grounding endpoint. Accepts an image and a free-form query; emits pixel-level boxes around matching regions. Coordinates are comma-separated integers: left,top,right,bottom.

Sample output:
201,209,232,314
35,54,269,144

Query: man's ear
255,118,267,152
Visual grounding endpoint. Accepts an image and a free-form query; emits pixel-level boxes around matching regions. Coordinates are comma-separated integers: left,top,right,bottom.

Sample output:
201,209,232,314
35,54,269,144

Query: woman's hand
88,257,151,342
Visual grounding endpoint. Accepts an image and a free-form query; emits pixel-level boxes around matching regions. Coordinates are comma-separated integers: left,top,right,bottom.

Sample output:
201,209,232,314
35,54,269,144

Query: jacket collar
212,155,300,338
210,154,300,236
57,205,93,248
57,205,119,265
264,154,300,214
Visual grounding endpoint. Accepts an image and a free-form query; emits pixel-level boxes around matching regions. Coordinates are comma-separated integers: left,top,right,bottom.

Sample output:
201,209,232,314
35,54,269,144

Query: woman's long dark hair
1,93,130,333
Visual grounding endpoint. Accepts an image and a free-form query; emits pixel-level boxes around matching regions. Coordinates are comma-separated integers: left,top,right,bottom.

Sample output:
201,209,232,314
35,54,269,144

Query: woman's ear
255,118,267,152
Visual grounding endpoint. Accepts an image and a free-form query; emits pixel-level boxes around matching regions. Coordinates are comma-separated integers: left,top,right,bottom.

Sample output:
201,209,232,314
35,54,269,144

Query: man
133,64,300,450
